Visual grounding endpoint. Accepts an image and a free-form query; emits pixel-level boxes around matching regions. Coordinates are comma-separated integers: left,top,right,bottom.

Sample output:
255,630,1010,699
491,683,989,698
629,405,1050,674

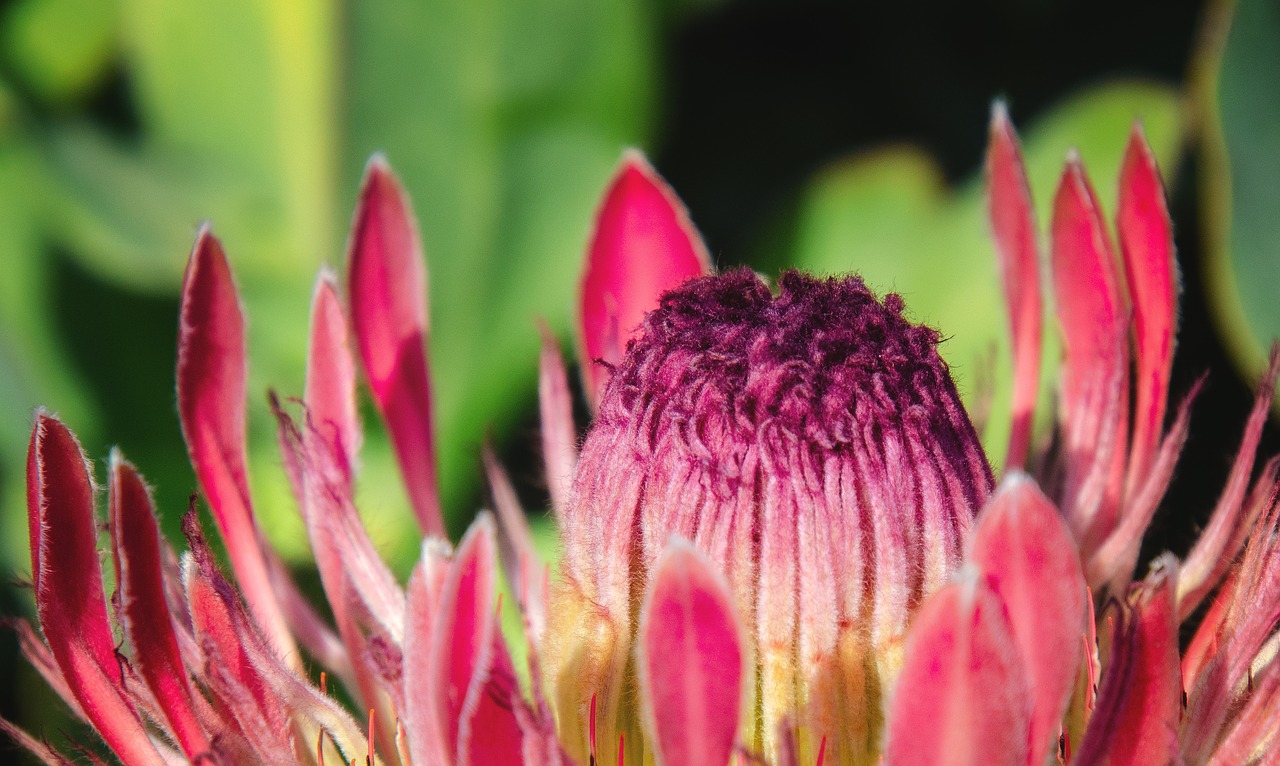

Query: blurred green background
2,0,1278,759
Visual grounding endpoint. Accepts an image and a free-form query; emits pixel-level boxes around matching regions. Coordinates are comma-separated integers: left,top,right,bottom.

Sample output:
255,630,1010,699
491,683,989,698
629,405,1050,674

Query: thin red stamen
367,707,376,766
816,736,827,766
589,693,598,762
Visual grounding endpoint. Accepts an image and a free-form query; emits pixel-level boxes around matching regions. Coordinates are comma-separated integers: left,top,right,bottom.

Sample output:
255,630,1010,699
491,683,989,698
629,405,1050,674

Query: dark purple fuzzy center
598,270,987,500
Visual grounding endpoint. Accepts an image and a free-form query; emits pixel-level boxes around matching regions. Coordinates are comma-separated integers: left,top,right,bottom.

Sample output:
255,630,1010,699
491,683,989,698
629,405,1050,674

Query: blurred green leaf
2,0,118,103
787,82,1181,464
1199,0,1280,387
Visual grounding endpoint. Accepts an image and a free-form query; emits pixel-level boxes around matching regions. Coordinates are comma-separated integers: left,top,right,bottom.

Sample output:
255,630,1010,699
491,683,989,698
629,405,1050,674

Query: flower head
549,267,991,764
5,108,1280,766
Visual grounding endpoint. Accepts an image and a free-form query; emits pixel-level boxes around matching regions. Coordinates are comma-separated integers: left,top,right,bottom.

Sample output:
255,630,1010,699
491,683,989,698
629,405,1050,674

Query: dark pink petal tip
348,156,443,536
425,514,523,762
177,227,294,658
579,150,712,408
885,571,1030,766
1117,123,1177,489
638,539,744,766
28,416,166,766
985,104,1042,470
108,453,210,758
971,473,1085,764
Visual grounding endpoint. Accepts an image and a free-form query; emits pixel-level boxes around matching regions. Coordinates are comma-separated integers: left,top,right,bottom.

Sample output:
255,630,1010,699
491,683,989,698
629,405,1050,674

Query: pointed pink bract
108,454,210,759
425,515,523,764
538,326,578,518
986,104,1042,470
27,415,166,766
404,540,454,766
307,272,362,487
1118,124,1177,493
637,540,744,766
579,151,711,408
970,474,1086,765
1074,557,1181,766
884,573,1030,766
1050,157,1129,549
348,157,443,536
177,227,294,657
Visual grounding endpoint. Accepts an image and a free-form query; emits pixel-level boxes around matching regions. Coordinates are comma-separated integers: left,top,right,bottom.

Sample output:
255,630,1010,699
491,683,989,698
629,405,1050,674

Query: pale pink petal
180,511,291,750
177,228,294,657
183,509,376,763
425,514,523,764
404,538,454,766
637,540,744,766
1178,346,1280,616
483,448,549,643
970,473,1085,765
274,413,404,758
539,324,578,518
1050,155,1129,550
295,272,402,747
299,269,362,640
273,401,406,643
1087,381,1198,590
1207,656,1280,765
1117,123,1178,494
347,156,443,536
107,453,210,759
1074,556,1181,766
883,571,1030,766
579,150,712,408
1181,568,1236,688
27,414,166,766
1184,499,1280,760
986,103,1042,470
307,270,362,486
264,549,354,686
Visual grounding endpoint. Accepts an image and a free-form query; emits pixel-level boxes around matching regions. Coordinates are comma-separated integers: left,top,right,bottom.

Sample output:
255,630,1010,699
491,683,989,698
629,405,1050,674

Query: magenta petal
27,414,166,766
884,572,1030,766
1117,124,1178,492
538,325,578,518
177,228,293,656
108,453,210,759
1050,157,1129,548
426,514,523,763
579,151,712,409
637,539,744,766
970,474,1085,765
347,156,443,536
1074,557,1181,766
985,103,1042,470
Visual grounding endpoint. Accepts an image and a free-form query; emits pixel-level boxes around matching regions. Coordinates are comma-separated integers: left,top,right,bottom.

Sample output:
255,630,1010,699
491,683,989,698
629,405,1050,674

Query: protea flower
5,108,1280,766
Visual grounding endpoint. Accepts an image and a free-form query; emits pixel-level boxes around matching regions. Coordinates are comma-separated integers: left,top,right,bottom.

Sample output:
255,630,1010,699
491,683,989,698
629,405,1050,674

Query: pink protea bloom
6,110,1280,766
548,266,992,765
